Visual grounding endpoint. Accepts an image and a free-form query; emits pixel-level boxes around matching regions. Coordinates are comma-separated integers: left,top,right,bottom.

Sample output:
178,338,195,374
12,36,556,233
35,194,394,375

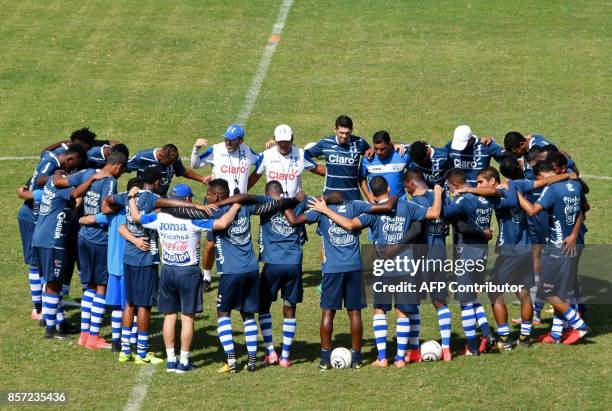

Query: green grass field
1,1,611,409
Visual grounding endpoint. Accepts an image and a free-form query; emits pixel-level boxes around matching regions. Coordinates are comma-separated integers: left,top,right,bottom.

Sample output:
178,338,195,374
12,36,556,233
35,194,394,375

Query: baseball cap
274,124,293,142
224,124,244,141
451,125,475,151
170,184,193,199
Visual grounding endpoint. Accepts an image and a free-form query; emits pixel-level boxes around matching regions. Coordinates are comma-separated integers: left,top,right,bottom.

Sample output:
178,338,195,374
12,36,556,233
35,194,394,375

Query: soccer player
444,168,495,355
17,144,87,321
87,143,129,168
40,127,99,158
284,191,394,370
408,141,452,188
255,181,309,368
305,115,370,200
190,124,260,195
446,125,506,186
503,131,555,158
54,151,127,349
310,177,443,368
516,162,590,345
29,166,108,340
128,185,240,373
128,144,207,196
249,124,325,197
359,130,411,202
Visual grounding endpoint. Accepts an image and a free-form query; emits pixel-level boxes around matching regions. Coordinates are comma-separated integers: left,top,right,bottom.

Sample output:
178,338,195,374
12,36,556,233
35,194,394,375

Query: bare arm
456,187,500,197
284,208,308,226
532,172,575,189
425,185,443,220
308,197,363,231
247,170,262,190
215,193,258,207
35,175,50,188
359,179,375,203
42,140,68,153
517,192,544,216
70,171,110,199
78,215,97,225
182,167,207,184
102,195,122,214
212,204,241,230
309,164,326,176
369,196,398,214
118,224,150,252
16,186,34,201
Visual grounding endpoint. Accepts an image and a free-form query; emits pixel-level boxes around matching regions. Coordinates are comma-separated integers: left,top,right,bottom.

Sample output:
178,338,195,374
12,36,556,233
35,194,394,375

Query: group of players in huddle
16,114,590,373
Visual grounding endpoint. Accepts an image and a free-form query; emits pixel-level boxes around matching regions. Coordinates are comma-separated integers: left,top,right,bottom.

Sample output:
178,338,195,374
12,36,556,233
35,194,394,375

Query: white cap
274,124,293,142
451,125,474,151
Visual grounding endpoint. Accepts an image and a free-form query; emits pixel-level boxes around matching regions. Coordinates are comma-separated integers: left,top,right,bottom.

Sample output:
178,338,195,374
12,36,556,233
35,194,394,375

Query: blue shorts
35,247,65,283
217,270,260,314
260,263,303,310
453,254,488,304
159,265,203,314
542,254,578,300
124,264,159,307
106,274,126,309
491,252,534,291
18,218,38,266
321,270,366,311
528,214,548,245
78,237,108,286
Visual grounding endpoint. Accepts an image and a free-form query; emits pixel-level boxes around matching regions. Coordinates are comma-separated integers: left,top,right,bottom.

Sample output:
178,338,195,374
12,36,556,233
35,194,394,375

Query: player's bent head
369,176,389,197
525,146,543,164
159,144,179,166
476,167,500,186
533,160,555,178
265,180,284,196
127,177,143,191
207,178,230,203
404,169,426,193
111,143,129,159
547,151,568,173
372,130,391,145
409,141,429,165
106,151,127,177
142,166,163,189
70,127,97,150
504,131,527,156
499,157,524,180
445,167,467,186
64,144,87,171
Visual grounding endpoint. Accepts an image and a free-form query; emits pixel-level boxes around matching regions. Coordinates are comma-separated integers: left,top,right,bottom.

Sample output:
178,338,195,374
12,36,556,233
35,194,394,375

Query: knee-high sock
80,289,95,333
89,293,106,337
244,318,258,358
473,302,491,338
217,317,235,364
461,304,477,340
437,305,452,348
258,313,274,355
29,266,42,311
281,318,297,360
395,317,410,361
373,314,387,360
43,292,59,329
408,309,421,350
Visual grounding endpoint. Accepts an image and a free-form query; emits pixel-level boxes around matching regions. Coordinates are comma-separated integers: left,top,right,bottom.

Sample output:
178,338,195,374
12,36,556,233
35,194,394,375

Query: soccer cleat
31,310,42,321
78,332,90,346
479,337,497,353
372,358,388,368
176,362,197,374
57,321,79,335
111,340,122,353
406,349,421,363
351,361,365,370
134,353,164,365
85,335,112,350
279,358,291,369
518,336,532,348
394,359,406,369
497,337,516,351
217,363,237,374
465,340,481,356
44,327,72,341
118,352,134,363
441,348,452,362
538,333,561,344
562,328,590,345
317,361,332,371
262,351,279,366
166,361,178,373
202,280,211,293
244,362,257,372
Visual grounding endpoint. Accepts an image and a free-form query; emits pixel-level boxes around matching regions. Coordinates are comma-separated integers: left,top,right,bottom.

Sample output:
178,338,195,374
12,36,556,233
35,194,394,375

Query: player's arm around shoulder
212,203,241,230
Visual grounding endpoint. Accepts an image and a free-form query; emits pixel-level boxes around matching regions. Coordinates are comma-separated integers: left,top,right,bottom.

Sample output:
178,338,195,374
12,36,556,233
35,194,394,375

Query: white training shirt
255,145,316,197
191,142,259,194
140,212,213,266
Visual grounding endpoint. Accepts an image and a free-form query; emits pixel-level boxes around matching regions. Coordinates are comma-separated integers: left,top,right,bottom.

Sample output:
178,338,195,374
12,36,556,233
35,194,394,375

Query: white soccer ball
330,347,352,369
420,340,442,362
304,142,316,151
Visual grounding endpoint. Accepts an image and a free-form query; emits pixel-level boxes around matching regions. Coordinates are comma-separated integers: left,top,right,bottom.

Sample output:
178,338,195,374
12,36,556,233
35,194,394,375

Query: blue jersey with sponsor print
410,190,449,247
493,179,533,255
305,200,372,273
445,138,505,186
536,180,584,256
257,196,308,265
19,153,63,223
31,180,73,249
112,191,160,266
358,199,428,245
68,169,117,245
407,146,452,188
211,204,259,274
127,149,185,196
445,192,494,245
360,151,411,197
306,135,370,200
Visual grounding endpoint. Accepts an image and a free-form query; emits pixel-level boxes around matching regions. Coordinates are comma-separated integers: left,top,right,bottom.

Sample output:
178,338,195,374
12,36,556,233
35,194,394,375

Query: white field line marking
121,1,294,411
123,366,156,411
235,0,294,125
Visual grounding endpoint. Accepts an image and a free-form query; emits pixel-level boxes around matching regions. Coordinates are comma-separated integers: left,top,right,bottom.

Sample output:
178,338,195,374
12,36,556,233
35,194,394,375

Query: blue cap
224,124,245,140
170,184,193,199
